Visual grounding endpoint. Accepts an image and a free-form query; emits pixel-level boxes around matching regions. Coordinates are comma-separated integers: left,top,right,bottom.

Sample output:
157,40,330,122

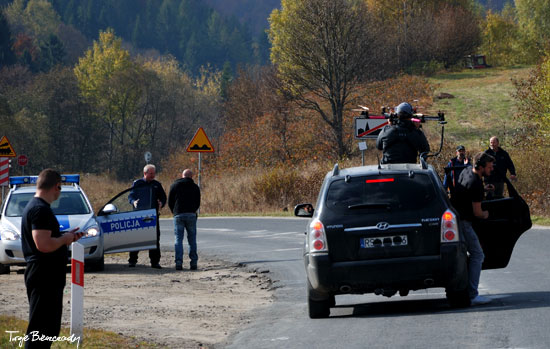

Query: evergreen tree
0,12,16,66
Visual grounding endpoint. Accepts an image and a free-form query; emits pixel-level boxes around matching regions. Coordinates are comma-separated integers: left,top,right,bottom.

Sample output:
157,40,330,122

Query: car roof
10,185,82,194
329,163,433,179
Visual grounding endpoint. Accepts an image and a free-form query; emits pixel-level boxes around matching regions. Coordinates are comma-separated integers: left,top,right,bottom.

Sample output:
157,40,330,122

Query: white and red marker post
70,242,84,343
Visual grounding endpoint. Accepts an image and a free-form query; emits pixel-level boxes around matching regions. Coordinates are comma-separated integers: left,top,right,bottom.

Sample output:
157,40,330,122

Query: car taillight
309,220,328,253
441,210,459,242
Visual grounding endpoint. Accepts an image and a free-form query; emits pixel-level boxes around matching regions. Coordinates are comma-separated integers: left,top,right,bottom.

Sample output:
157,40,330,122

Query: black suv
295,162,531,318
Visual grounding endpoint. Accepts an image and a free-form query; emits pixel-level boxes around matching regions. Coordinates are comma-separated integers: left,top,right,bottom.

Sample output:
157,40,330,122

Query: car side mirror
295,203,314,217
101,203,118,215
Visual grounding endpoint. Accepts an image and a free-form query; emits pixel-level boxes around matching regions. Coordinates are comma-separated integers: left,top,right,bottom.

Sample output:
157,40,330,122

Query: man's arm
167,184,176,213
472,201,488,219
158,183,167,208
506,151,517,177
32,227,83,253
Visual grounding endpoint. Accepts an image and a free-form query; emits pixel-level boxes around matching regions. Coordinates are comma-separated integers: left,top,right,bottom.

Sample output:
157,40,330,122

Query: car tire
88,255,105,272
0,263,10,275
446,288,470,308
307,279,331,318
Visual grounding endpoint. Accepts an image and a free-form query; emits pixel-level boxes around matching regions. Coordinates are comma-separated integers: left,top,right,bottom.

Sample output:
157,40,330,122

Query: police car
0,175,158,274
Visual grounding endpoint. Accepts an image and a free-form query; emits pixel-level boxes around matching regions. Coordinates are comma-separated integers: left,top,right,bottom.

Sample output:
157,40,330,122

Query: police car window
326,174,436,211
51,192,91,215
5,193,34,217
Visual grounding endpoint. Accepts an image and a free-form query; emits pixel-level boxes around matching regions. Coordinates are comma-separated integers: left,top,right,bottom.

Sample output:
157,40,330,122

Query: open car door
96,186,157,254
472,178,532,270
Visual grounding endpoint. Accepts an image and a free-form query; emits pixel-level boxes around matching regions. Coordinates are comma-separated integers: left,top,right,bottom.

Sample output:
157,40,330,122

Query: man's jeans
462,221,485,299
174,213,198,266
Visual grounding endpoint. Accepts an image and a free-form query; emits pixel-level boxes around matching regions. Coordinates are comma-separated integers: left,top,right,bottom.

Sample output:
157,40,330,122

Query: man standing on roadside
443,145,472,193
128,164,167,269
484,136,517,199
21,169,84,348
168,169,201,271
454,153,495,306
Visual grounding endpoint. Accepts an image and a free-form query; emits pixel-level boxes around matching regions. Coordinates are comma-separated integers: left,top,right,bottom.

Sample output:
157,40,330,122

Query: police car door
96,186,157,253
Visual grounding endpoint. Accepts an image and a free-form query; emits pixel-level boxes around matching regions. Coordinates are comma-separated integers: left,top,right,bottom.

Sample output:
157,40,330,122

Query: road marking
247,230,268,233
198,228,235,232
245,232,300,238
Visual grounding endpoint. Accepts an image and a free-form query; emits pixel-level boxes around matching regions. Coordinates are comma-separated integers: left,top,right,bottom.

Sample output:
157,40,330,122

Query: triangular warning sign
186,128,215,153
0,136,16,157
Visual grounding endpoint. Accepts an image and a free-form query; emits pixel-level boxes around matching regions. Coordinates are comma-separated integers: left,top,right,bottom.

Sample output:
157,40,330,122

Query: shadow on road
329,291,550,318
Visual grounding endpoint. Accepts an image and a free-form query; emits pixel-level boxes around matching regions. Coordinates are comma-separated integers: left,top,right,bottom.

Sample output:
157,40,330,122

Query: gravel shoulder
0,252,274,348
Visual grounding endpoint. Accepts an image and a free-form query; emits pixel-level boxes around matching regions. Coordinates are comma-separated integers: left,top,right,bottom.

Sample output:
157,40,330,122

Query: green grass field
428,66,532,150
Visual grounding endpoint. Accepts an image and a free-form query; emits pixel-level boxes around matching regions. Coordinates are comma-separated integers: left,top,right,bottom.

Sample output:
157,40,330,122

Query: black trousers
128,221,161,265
24,263,65,349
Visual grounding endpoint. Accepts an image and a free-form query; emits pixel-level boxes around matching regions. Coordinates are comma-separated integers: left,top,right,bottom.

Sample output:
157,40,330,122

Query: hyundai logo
376,222,390,230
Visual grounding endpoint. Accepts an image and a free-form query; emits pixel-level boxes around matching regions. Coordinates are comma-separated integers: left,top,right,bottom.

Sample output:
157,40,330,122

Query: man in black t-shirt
21,169,83,348
454,153,495,306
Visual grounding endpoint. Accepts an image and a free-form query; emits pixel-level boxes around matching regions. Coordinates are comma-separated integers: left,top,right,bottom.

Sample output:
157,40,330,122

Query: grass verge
0,315,160,348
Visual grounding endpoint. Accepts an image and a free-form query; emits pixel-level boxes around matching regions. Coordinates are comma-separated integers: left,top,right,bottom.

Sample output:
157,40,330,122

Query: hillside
203,0,280,36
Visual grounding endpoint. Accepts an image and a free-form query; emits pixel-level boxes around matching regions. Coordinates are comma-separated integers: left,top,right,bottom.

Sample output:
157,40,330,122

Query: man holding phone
21,169,84,348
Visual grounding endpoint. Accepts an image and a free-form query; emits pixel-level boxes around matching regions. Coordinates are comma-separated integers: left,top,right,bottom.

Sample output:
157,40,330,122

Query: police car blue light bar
9,174,80,186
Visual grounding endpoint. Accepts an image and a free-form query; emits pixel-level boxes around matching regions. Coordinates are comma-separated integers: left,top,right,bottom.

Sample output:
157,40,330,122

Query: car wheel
446,288,470,308
0,263,10,275
88,255,105,272
307,279,331,318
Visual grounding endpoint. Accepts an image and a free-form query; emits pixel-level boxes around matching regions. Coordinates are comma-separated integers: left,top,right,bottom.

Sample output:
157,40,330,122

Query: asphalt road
158,218,550,349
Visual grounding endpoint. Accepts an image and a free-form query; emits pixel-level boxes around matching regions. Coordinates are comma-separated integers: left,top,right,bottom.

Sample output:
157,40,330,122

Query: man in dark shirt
21,169,83,348
454,153,495,306
376,102,430,164
485,136,517,199
127,164,167,268
443,145,472,193
168,169,201,270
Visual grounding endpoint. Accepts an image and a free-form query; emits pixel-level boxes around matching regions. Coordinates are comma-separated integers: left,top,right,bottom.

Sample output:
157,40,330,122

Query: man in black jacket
484,136,517,199
168,169,201,270
128,164,167,269
376,102,430,164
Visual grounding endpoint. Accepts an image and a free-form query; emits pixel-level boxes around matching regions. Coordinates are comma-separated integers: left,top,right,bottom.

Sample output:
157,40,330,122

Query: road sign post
18,155,28,176
186,128,215,190
70,242,84,346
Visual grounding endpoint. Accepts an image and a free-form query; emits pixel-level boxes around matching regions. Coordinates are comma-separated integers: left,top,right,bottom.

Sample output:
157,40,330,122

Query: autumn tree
480,6,523,66
366,0,480,69
516,0,550,59
269,0,382,158
75,29,159,178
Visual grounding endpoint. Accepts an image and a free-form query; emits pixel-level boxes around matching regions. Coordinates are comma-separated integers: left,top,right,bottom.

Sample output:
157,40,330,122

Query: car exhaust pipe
339,285,352,293
424,278,435,286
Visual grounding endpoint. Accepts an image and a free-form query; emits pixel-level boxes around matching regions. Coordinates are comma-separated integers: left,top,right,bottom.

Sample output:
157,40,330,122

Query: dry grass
0,315,160,348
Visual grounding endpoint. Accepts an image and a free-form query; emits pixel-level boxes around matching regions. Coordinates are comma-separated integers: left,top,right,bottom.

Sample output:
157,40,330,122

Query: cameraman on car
376,102,430,164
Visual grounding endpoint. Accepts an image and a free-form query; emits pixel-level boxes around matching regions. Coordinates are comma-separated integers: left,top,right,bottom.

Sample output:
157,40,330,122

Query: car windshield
5,192,91,217
326,173,436,211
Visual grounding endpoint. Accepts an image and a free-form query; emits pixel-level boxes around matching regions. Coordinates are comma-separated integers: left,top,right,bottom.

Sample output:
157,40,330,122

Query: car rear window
326,173,437,212
6,192,91,217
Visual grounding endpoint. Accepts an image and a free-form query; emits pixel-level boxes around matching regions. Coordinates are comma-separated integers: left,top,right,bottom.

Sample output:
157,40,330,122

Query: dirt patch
0,252,273,348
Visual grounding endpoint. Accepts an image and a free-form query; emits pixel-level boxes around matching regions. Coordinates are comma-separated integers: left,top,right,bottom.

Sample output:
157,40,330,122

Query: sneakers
175,264,183,271
190,264,197,271
151,264,162,269
128,262,136,268
470,295,491,305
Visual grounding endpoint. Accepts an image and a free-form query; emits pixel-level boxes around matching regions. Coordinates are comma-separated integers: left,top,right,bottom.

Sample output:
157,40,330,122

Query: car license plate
360,235,408,248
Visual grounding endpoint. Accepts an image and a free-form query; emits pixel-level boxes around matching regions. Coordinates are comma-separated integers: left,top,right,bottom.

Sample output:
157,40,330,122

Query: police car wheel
0,263,10,275
87,255,105,272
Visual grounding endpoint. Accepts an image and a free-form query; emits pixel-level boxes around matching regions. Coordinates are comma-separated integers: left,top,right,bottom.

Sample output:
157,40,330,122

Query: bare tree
269,0,384,158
